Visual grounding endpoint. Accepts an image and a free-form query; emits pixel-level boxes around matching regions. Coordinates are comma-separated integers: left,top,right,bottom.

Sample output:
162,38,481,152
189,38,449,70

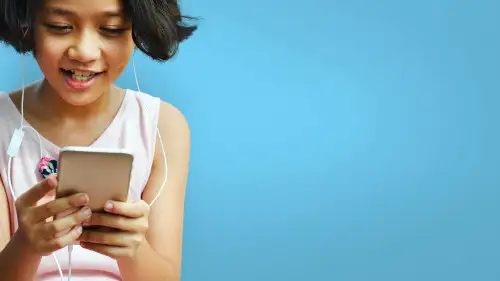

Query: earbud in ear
20,22,29,39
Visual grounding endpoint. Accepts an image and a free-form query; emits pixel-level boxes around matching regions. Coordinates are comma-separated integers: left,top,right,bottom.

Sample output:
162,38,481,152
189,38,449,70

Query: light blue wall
1,0,500,280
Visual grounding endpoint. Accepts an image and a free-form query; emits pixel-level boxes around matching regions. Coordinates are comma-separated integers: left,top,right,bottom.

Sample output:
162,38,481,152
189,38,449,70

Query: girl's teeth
69,70,97,81
72,74,94,81
73,71,93,76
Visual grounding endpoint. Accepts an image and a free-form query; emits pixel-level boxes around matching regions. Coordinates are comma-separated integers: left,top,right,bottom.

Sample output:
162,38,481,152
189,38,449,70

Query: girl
0,0,196,280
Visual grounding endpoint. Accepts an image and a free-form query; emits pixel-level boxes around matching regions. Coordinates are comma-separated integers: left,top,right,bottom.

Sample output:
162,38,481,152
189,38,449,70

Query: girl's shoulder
0,90,18,120
0,85,34,118
124,87,161,106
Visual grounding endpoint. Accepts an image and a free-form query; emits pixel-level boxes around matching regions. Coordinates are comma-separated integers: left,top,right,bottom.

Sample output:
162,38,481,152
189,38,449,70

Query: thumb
16,174,57,208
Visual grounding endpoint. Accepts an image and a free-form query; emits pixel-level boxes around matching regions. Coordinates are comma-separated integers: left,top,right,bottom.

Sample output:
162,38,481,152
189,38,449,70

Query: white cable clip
7,128,25,158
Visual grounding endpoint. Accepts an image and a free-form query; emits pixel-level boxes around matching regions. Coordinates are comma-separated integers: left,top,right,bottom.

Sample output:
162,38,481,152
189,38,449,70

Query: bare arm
118,101,190,281
0,177,43,280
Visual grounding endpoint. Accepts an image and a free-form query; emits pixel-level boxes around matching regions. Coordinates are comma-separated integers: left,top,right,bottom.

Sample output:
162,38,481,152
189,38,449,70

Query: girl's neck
35,79,113,121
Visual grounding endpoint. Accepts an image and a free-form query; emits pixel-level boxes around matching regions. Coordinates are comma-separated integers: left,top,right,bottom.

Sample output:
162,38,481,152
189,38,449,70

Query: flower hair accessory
38,156,58,179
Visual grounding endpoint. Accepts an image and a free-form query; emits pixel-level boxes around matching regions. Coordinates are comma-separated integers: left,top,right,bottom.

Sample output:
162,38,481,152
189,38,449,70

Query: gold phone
56,146,134,213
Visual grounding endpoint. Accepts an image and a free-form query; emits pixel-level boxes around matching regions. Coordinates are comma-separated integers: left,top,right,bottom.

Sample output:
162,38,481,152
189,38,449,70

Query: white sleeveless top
0,89,161,280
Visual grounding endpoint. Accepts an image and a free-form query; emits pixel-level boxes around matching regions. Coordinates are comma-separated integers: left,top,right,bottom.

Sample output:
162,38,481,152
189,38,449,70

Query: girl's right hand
14,174,91,256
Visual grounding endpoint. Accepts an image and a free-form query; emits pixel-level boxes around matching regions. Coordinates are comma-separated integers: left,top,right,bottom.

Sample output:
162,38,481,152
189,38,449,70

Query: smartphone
56,146,134,213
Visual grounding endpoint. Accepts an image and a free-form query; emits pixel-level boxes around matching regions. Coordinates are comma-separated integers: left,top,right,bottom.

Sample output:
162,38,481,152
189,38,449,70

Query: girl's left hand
78,200,150,260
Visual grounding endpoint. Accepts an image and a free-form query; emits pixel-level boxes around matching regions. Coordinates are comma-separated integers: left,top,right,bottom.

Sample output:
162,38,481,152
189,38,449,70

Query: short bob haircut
0,0,197,61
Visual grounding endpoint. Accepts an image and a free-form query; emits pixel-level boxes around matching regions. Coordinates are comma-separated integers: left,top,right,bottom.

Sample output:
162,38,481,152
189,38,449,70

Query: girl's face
34,0,135,106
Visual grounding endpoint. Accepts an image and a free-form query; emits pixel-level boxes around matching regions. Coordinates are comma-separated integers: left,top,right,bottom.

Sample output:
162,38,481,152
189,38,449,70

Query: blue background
1,0,500,280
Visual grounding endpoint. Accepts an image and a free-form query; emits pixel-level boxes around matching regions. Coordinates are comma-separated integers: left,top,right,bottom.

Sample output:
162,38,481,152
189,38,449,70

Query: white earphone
7,49,168,281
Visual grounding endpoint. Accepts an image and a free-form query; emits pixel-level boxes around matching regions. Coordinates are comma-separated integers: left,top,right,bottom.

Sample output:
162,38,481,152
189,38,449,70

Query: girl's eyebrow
45,7,74,16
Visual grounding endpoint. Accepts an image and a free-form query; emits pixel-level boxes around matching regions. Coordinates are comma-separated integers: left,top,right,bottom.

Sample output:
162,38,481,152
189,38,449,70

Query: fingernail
76,226,82,234
47,176,57,187
81,207,91,217
79,194,89,204
105,201,113,211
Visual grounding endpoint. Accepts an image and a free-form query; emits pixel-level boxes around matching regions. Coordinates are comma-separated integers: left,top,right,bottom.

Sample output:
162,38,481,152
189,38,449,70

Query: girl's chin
57,87,106,107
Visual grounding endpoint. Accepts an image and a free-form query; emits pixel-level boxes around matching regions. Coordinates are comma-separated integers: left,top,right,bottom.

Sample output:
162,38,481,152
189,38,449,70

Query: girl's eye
45,24,72,32
42,24,128,35
101,27,128,35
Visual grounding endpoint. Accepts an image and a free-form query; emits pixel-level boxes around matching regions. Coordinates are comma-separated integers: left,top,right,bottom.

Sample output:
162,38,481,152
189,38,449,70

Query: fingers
104,200,149,218
40,207,92,239
29,224,83,255
45,225,83,253
87,213,148,233
31,193,89,223
79,230,142,248
79,201,149,261
80,242,133,260
16,175,57,209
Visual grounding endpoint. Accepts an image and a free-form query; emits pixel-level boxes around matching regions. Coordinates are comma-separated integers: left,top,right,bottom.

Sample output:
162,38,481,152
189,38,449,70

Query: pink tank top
0,89,161,280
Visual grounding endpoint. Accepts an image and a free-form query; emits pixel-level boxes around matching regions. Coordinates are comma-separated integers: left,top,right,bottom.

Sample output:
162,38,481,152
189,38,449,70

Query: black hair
0,0,197,61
